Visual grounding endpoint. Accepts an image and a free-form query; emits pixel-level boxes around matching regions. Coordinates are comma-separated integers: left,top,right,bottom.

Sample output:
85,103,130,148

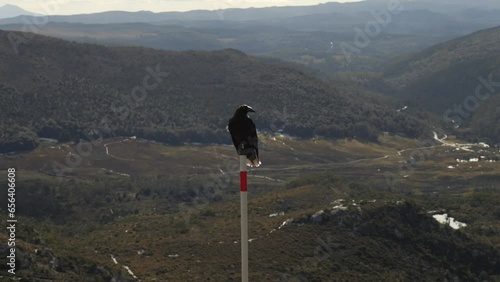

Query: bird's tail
238,144,261,167
246,150,261,167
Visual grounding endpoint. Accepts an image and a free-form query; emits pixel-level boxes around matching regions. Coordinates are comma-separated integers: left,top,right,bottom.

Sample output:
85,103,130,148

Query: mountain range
2,1,500,24
2,1,499,76
0,4,38,19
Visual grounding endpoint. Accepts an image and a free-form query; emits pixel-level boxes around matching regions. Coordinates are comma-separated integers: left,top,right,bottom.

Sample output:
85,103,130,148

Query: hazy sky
2,0,361,15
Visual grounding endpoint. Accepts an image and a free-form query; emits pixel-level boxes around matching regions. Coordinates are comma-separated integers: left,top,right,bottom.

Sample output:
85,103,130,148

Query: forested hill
384,26,500,143
385,26,500,92
0,30,425,152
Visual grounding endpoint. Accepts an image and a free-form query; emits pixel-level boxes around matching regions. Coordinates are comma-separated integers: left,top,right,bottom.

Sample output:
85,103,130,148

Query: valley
1,133,499,281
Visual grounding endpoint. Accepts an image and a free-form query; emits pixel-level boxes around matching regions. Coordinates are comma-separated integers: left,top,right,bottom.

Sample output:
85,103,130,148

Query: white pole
240,155,248,282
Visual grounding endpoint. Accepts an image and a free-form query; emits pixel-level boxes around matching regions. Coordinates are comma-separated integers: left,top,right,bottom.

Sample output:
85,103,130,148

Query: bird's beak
248,108,256,113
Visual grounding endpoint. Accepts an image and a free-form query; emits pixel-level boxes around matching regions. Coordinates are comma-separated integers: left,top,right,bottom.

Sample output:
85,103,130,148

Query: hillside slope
0,30,425,152
2,171,500,281
384,26,500,143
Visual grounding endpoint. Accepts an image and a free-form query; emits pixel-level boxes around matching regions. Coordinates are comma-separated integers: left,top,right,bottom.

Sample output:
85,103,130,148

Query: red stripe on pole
240,171,247,192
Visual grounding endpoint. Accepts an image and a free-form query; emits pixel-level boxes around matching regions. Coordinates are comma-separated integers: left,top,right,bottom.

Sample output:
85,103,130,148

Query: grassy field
1,135,499,281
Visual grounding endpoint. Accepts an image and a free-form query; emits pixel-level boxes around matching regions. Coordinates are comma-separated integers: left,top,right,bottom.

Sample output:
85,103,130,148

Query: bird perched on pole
227,104,261,167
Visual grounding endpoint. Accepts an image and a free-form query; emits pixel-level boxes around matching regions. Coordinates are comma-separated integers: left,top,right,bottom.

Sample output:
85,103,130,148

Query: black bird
227,105,261,167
